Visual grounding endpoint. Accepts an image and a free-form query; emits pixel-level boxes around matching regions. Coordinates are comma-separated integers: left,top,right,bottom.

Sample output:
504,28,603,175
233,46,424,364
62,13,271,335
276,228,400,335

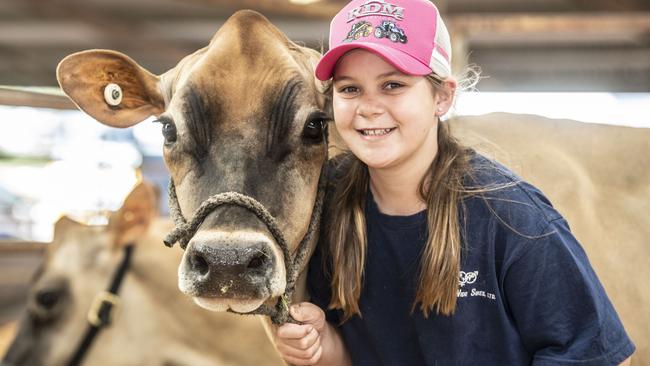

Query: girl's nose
356,93,385,118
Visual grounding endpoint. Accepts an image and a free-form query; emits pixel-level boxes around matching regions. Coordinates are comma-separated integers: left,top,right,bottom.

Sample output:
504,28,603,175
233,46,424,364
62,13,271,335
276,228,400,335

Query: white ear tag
104,83,123,106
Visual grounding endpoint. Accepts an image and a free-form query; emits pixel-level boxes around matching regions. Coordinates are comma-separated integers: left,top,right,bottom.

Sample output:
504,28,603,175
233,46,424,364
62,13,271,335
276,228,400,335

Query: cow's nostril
190,253,210,276
246,252,267,271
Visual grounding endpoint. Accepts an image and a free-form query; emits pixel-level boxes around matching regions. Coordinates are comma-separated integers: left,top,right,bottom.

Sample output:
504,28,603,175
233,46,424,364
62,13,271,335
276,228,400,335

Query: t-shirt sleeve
503,218,635,366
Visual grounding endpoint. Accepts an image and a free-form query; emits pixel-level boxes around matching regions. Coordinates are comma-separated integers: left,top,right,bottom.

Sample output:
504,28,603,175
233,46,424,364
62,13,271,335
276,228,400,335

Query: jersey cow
56,9,329,330
2,182,283,366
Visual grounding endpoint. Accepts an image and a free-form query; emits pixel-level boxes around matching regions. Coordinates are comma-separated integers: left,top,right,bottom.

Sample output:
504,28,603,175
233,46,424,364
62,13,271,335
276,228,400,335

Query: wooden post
450,28,468,76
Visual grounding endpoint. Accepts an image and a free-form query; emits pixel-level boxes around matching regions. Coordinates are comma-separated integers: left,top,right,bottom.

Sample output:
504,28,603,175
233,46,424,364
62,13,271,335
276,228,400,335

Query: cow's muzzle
163,163,327,324
178,231,286,312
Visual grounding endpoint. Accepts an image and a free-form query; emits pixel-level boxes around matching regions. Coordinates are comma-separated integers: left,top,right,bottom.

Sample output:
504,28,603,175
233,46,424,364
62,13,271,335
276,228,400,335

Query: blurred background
0,0,649,362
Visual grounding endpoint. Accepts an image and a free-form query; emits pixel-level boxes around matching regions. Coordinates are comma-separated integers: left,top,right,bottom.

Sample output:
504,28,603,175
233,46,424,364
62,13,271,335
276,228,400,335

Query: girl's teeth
362,128,392,136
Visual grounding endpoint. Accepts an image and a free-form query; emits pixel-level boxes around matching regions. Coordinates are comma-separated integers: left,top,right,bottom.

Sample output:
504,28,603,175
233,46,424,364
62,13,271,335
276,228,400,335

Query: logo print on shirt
457,270,496,301
347,0,405,23
459,270,478,287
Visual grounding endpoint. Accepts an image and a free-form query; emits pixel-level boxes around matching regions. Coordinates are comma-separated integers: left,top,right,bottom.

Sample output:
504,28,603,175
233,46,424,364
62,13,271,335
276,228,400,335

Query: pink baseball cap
315,0,452,81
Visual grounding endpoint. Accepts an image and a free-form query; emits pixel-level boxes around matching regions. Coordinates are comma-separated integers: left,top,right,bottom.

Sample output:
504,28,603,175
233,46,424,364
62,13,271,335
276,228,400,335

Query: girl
275,0,635,365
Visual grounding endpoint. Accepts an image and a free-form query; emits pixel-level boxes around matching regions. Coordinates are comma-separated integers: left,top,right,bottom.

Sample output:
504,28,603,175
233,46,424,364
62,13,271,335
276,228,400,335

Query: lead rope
163,163,327,325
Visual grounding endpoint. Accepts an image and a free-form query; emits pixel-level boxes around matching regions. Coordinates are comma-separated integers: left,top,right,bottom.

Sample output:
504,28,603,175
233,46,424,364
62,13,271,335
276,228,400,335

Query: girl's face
332,50,445,171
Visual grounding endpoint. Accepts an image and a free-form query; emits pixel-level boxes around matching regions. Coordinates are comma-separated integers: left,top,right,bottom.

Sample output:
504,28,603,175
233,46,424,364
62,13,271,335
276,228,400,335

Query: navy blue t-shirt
308,153,635,366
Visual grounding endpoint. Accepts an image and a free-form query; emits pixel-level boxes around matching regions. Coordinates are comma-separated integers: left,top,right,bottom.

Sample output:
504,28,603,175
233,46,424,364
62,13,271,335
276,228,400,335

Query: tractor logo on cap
374,20,407,43
342,20,408,44
343,21,374,42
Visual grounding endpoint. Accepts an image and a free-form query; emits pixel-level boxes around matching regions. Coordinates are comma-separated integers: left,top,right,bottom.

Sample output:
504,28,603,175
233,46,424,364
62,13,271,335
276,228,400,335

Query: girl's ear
435,78,457,116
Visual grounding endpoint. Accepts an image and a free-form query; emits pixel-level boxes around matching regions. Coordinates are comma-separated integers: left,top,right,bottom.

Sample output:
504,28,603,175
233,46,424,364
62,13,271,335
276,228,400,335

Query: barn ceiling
1,0,649,94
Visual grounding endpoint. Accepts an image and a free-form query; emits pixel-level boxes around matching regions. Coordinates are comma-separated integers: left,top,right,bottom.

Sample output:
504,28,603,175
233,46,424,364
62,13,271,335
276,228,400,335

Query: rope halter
163,163,327,325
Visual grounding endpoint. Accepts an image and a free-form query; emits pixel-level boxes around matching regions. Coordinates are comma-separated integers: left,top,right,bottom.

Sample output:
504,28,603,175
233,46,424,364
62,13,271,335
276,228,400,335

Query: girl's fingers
287,326,320,350
276,333,320,359
290,302,325,328
274,302,327,364
276,323,314,340
278,326,320,351
280,344,323,366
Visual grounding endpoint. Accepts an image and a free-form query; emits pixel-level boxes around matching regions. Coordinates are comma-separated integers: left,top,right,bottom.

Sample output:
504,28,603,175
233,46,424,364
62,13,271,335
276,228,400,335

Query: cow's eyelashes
302,112,330,143
154,117,177,145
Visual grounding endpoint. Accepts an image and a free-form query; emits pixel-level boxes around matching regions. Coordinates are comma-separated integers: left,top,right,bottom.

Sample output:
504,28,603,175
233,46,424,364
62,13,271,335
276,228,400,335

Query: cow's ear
108,181,159,249
52,216,84,244
57,49,165,128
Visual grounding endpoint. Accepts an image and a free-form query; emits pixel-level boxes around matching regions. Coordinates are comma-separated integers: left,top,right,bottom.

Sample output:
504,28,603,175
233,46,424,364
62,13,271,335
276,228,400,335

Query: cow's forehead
209,10,294,59
40,224,106,275
161,10,317,105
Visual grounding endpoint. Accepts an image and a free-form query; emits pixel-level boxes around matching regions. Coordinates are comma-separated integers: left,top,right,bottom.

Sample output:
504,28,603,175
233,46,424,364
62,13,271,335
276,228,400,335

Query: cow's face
3,218,109,366
4,184,158,366
56,11,329,313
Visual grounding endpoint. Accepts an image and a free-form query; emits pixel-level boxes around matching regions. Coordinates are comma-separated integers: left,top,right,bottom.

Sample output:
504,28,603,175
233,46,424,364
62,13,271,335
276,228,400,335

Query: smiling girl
273,1,635,365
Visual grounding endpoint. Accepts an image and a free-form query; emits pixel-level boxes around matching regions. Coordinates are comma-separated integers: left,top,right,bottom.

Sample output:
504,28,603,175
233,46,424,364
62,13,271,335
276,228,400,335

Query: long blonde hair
324,74,475,321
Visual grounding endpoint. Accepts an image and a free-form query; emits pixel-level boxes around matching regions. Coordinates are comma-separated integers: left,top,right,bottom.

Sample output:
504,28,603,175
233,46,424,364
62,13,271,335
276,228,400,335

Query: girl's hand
275,302,326,365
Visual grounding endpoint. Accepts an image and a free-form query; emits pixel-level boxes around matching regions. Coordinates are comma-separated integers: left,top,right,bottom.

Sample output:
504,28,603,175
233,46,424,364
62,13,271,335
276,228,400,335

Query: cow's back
451,112,649,365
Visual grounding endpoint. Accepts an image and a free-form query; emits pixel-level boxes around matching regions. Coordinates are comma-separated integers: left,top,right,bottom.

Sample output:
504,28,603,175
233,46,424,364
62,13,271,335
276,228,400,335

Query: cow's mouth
180,273,287,313
193,297,267,313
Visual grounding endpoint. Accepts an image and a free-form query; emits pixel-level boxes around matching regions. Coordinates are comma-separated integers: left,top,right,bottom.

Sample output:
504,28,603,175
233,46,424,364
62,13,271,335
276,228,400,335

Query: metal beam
470,47,650,91
448,0,650,13
569,0,649,12
2,14,647,48
0,87,76,110
449,13,650,45
186,0,342,18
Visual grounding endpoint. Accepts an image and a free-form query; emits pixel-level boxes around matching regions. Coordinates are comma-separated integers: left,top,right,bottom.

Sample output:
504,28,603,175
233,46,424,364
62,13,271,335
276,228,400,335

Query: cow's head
3,182,159,366
56,11,329,314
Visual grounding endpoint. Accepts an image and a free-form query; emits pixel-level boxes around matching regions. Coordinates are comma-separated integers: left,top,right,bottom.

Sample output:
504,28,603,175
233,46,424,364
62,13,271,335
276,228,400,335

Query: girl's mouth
358,128,396,137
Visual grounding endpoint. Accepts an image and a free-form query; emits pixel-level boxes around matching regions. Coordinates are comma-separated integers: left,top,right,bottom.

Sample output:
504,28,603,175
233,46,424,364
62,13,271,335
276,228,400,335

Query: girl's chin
358,155,397,170
350,147,394,167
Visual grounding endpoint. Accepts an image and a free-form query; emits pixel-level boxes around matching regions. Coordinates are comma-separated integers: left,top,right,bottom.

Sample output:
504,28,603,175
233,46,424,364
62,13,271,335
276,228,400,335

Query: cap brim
315,42,432,81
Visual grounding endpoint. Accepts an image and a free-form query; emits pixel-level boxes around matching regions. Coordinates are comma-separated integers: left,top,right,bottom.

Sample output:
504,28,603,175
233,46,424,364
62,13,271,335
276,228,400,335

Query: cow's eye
29,280,69,322
162,122,177,144
156,118,177,144
302,112,329,143
36,288,61,311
